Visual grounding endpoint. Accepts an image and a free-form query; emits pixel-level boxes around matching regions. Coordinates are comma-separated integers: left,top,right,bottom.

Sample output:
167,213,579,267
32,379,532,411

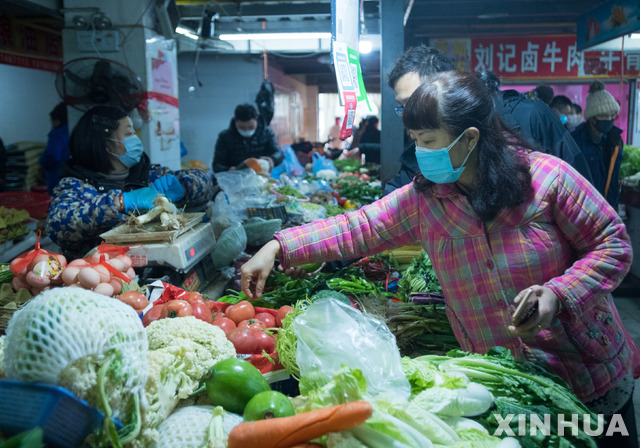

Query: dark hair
387,45,455,89
550,95,573,110
403,71,532,221
534,85,554,105
573,103,582,114
68,105,127,173
234,104,258,121
50,102,68,125
368,116,379,126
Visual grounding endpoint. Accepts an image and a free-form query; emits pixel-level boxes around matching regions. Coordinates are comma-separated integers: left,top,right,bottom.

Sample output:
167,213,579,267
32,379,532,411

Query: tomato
359,173,370,181
254,312,275,328
227,327,258,354
238,319,266,332
275,305,293,327
160,300,192,318
117,291,149,313
205,300,226,312
191,300,213,324
213,316,236,336
226,300,255,324
185,291,204,305
142,305,163,327
254,330,275,353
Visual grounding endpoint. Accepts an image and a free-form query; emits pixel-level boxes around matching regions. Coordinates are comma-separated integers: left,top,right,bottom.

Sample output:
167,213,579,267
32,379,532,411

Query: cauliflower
126,317,236,447
146,316,235,363
0,335,5,378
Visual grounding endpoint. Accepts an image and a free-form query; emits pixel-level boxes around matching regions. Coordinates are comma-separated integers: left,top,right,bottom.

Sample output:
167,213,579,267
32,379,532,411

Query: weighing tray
100,212,205,244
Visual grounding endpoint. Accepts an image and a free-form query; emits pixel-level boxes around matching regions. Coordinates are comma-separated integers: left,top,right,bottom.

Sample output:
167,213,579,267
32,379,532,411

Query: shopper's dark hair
387,45,455,89
550,95,573,110
534,85,555,105
403,70,533,221
50,102,68,125
68,105,127,173
234,104,258,121
573,103,582,114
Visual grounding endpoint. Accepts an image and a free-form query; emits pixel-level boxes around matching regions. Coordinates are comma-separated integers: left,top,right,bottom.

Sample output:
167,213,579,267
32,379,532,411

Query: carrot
227,401,373,448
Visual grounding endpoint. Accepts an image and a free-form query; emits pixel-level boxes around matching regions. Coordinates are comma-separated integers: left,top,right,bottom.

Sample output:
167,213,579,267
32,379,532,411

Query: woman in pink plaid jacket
241,71,639,446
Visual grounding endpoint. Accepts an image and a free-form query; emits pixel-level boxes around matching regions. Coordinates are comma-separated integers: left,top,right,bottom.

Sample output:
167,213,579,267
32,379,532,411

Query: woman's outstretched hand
240,240,282,299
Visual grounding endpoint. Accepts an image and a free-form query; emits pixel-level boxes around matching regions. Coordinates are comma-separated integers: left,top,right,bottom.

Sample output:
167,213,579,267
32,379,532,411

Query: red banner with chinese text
434,35,639,80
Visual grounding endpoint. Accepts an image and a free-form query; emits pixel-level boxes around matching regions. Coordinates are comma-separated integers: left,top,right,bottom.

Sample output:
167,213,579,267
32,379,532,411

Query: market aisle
612,273,640,443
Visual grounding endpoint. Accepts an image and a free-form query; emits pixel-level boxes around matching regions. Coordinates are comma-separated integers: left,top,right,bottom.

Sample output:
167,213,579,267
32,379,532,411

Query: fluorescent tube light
359,40,372,54
176,26,199,40
631,33,640,39
219,32,331,41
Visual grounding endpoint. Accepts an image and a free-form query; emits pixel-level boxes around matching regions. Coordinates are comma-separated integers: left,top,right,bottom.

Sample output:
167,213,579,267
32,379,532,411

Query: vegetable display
228,401,373,448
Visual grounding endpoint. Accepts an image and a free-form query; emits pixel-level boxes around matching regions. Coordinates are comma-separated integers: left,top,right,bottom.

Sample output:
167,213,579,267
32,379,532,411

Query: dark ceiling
0,0,605,93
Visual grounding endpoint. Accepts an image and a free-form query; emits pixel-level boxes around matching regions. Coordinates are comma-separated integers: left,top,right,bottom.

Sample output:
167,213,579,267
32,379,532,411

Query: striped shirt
275,151,637,403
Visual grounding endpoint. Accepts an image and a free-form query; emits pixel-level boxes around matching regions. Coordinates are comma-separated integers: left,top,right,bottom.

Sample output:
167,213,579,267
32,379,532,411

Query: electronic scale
100,216,218,292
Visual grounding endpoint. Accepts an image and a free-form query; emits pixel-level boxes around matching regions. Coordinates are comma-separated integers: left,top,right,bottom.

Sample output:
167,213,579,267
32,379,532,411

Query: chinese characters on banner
0,15,62,72
433,35,640,79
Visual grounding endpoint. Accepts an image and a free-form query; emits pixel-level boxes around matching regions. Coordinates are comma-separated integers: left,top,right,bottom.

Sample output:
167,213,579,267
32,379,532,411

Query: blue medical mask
594,119,615,134
238,128,256,138
415,131,476,184
108,135,144,168
559,114,568,125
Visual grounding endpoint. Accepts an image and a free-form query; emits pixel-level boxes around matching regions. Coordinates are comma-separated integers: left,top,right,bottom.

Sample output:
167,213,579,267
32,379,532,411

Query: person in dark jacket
571,80,624,209
384,46,593,194
40,102,70,194
46,105,213,259
212,103,283,173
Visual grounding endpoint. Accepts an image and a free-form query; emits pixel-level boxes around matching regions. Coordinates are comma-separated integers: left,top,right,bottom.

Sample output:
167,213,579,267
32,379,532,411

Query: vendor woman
241,71,639,446
45,105,213,259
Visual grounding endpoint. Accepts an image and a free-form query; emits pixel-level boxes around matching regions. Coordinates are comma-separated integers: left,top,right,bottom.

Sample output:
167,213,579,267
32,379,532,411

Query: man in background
212,103,283,174
571,81,624,209
384,45,592,194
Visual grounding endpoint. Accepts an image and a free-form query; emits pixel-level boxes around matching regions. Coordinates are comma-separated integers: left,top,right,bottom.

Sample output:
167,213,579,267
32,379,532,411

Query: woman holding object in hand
241,71,639,446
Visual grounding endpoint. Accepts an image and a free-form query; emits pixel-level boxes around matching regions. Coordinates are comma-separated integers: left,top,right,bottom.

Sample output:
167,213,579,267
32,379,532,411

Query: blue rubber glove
122,187,158,213
152,174,185,202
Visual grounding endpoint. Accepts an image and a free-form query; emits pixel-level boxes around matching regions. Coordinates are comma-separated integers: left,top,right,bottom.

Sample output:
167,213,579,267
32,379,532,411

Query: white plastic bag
293,297,410,400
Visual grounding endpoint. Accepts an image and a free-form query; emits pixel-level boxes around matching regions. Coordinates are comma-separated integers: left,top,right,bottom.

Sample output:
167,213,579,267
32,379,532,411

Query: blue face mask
108,135,144,168
415,131,476,184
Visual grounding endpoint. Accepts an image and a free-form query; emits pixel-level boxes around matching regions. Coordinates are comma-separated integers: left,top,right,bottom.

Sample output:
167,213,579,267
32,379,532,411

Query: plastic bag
61,245,134,296
214,170,276,224
242,217,282,246
293,297,411,400
311,152,338,176
271,145,305,179
211,222,247,268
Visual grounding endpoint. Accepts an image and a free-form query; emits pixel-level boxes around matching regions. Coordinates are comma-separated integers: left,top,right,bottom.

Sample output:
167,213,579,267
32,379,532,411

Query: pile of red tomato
120,291,293,356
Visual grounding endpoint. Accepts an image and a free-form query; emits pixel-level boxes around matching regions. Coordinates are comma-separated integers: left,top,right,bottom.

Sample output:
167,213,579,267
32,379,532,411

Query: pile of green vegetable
397,250,443,301
621,145,640,179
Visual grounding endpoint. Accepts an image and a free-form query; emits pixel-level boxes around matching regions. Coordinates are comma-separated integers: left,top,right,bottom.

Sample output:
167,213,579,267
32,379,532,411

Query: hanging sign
434,35,640,80
577,0,640,51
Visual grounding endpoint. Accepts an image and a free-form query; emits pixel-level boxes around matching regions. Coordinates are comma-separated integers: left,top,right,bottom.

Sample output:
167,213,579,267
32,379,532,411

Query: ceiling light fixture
631,33,640,39
219,32,332,41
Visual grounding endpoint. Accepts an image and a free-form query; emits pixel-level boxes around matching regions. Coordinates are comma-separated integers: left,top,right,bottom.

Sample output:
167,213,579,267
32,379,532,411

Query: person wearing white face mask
212,103,283,174
45,105,214,259
240,72,639,447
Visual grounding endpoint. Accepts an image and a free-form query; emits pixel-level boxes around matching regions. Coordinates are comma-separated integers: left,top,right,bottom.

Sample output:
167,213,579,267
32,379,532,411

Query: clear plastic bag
214,169,275,218
293,297,411,400
211,222,247,268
